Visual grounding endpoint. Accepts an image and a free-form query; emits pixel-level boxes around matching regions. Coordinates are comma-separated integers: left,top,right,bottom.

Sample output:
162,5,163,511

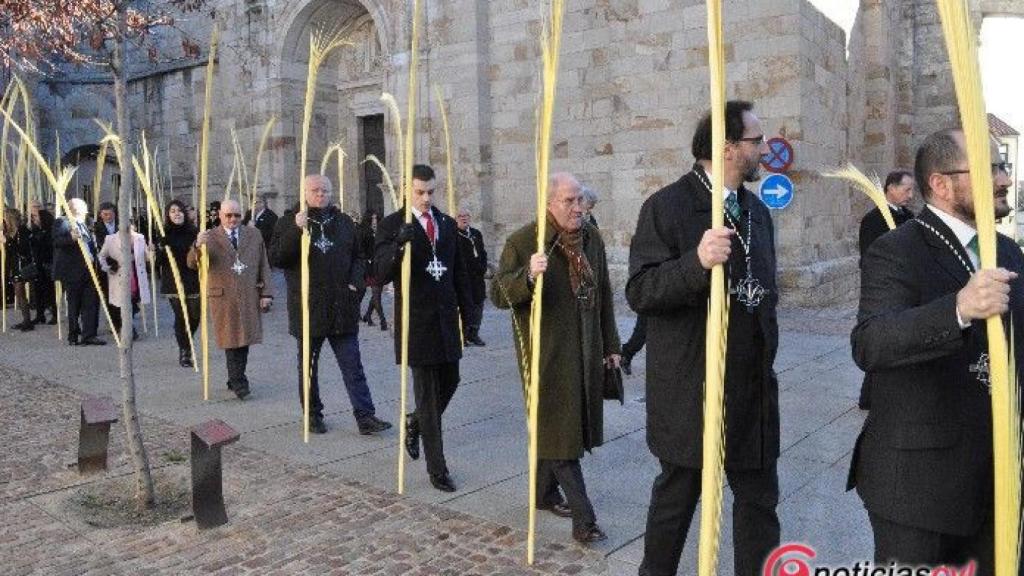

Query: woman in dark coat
3,208,35,331
28,204,56,324
491,174,621,543
153,199,201,367
359,209,387,330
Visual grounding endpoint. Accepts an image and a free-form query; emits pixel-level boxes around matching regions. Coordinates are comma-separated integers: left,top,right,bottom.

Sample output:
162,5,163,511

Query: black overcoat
270,205,365,338
850,206,1024,536
375,206,468,366
625,169,780,470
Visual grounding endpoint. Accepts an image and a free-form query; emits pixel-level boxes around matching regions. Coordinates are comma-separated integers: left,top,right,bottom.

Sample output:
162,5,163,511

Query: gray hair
580,185,598,208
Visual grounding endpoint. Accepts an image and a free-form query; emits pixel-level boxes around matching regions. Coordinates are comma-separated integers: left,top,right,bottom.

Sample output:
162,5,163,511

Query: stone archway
271,0,391,215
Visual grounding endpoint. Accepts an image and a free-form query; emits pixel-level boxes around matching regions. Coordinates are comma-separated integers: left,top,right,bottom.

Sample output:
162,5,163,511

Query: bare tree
1,0,211,511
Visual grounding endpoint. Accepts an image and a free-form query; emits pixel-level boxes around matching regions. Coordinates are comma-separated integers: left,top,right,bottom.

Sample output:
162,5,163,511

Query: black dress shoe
380,319,388,331
179,349,194,368
46,317,57,325
31,315,45,325
15,321,34,332
68,334,80,346
310,415,328,434
79,337,106,346
538,501,573,518
430,473,456,493
357,415,393,435
572,524,607,544
404,414,420,460
468,335,486,346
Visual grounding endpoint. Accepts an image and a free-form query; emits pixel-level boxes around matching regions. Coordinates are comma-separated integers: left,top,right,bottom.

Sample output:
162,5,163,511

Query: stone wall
24,0,1014,307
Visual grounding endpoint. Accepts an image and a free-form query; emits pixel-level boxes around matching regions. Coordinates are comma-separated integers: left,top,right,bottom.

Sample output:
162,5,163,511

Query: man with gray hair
455,205,488,346
270,174,392,435
189,198,274,400
53,197,104,346
492,172,621,544
580,185,599,228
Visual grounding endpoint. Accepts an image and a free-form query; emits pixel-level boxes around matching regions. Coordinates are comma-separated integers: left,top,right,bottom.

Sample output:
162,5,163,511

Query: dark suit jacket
52,217,97,285
858,205,914,257
626,168,780,469
245,208,278,249
375,206,469,366
850,206,1024,536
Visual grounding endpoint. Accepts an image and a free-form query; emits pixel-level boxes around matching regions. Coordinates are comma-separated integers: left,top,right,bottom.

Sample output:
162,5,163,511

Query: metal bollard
190,419,240,529
78,396,118,474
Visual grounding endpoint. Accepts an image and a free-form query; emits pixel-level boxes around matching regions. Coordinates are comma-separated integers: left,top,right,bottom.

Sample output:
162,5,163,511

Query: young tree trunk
111,17,155,511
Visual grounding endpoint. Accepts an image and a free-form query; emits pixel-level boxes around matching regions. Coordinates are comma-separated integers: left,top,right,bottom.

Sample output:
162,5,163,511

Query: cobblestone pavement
0,365,607,575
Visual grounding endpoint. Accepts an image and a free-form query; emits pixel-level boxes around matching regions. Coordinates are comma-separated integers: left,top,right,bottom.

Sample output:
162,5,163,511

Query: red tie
423,213,436,244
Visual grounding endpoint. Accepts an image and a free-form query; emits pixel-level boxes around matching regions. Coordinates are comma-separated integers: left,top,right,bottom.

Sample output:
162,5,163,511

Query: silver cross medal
969,353,991,392
231,256,248,276
731,271,766,313
313,235,333,254
425,257,447,281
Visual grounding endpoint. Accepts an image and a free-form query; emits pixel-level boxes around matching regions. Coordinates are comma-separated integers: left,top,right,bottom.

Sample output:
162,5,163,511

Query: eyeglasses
940,163,1012,177
732,134,766,144
223,213,242,219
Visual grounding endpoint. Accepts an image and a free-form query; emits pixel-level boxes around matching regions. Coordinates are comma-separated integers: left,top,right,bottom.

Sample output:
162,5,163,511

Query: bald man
189,199,273,400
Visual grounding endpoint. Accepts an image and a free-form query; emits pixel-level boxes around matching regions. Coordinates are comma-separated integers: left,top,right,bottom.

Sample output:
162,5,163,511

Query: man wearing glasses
849,128,1021,572
628,100,781,576
188,198,273,400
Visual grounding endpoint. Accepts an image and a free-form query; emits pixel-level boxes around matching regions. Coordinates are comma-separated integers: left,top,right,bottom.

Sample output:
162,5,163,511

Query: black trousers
363,284,386,324
858,372,872,409
64,280,99,339
623,314,647,358
168,297,200,351
410,363,459,477
99,274,122,332
538,459,596,531
224,346,250,391
868,512,993,575
32,270,54,318
459,276,486,334
640,460,780,576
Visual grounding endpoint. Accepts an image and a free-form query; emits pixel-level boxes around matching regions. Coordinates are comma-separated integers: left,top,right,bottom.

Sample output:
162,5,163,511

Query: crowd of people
1,96,1019,574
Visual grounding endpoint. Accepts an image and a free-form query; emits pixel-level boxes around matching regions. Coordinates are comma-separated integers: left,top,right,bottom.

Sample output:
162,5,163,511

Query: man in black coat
856,169,917,410
244,197,278,250
375,164,469,493
270,175,391,436
93,201,122,332
627,100,780,576
849,128,1021,572
53,198,105,346
455,206,488,346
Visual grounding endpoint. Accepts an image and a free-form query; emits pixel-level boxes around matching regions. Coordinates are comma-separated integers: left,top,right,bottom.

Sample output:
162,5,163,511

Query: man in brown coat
188,198,273,399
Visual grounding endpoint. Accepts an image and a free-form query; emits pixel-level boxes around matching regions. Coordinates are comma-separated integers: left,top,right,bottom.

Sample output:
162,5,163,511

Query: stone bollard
78,396,119,474
190,419,239,529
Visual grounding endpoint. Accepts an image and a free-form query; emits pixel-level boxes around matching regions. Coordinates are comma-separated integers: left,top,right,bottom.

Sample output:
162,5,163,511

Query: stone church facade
28,0,1024,305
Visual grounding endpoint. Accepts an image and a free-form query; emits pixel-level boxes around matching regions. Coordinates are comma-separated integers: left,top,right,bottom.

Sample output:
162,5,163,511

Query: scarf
547,212,595,305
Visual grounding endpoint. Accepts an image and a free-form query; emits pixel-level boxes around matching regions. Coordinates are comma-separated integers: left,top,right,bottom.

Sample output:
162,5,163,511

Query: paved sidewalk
0,275,873,575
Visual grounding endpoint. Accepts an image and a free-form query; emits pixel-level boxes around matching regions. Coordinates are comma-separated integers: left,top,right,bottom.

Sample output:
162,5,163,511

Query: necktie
966,235,979,269
423,214,436,244
725,193,741,221
230,230,238,249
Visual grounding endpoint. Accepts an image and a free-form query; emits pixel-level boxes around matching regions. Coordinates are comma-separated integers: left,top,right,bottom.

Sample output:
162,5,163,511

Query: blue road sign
759,174,794,210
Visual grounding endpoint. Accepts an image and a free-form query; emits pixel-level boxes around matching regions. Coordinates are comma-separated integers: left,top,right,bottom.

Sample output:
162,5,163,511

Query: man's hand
957,268,1018,322
195,230,209,247
529,253,548,282
395,223,417,245
605,354,622,369
259,297,273,312
348,284,357,292
697,226,734,270
70,226,82,241
295,211,307,229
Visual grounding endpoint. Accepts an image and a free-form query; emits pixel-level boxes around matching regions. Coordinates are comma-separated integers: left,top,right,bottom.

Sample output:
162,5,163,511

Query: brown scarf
547,212,595,301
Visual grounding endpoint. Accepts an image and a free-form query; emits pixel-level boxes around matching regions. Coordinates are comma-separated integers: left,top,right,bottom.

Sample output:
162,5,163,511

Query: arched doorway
275,0,390,217
61,144,122,208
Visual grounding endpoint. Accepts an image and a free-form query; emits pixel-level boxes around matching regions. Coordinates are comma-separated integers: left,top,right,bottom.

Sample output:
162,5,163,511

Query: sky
808,1,1023,134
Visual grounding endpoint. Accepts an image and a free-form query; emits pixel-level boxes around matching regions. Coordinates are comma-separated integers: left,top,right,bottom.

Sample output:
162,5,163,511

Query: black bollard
78,396,119,474
189,419,239,529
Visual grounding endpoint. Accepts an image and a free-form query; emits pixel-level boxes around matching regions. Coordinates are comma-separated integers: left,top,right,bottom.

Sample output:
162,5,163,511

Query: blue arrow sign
759,174,794,210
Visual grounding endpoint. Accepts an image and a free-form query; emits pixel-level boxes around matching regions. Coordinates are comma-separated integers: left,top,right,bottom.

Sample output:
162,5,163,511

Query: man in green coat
491,172,621,544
